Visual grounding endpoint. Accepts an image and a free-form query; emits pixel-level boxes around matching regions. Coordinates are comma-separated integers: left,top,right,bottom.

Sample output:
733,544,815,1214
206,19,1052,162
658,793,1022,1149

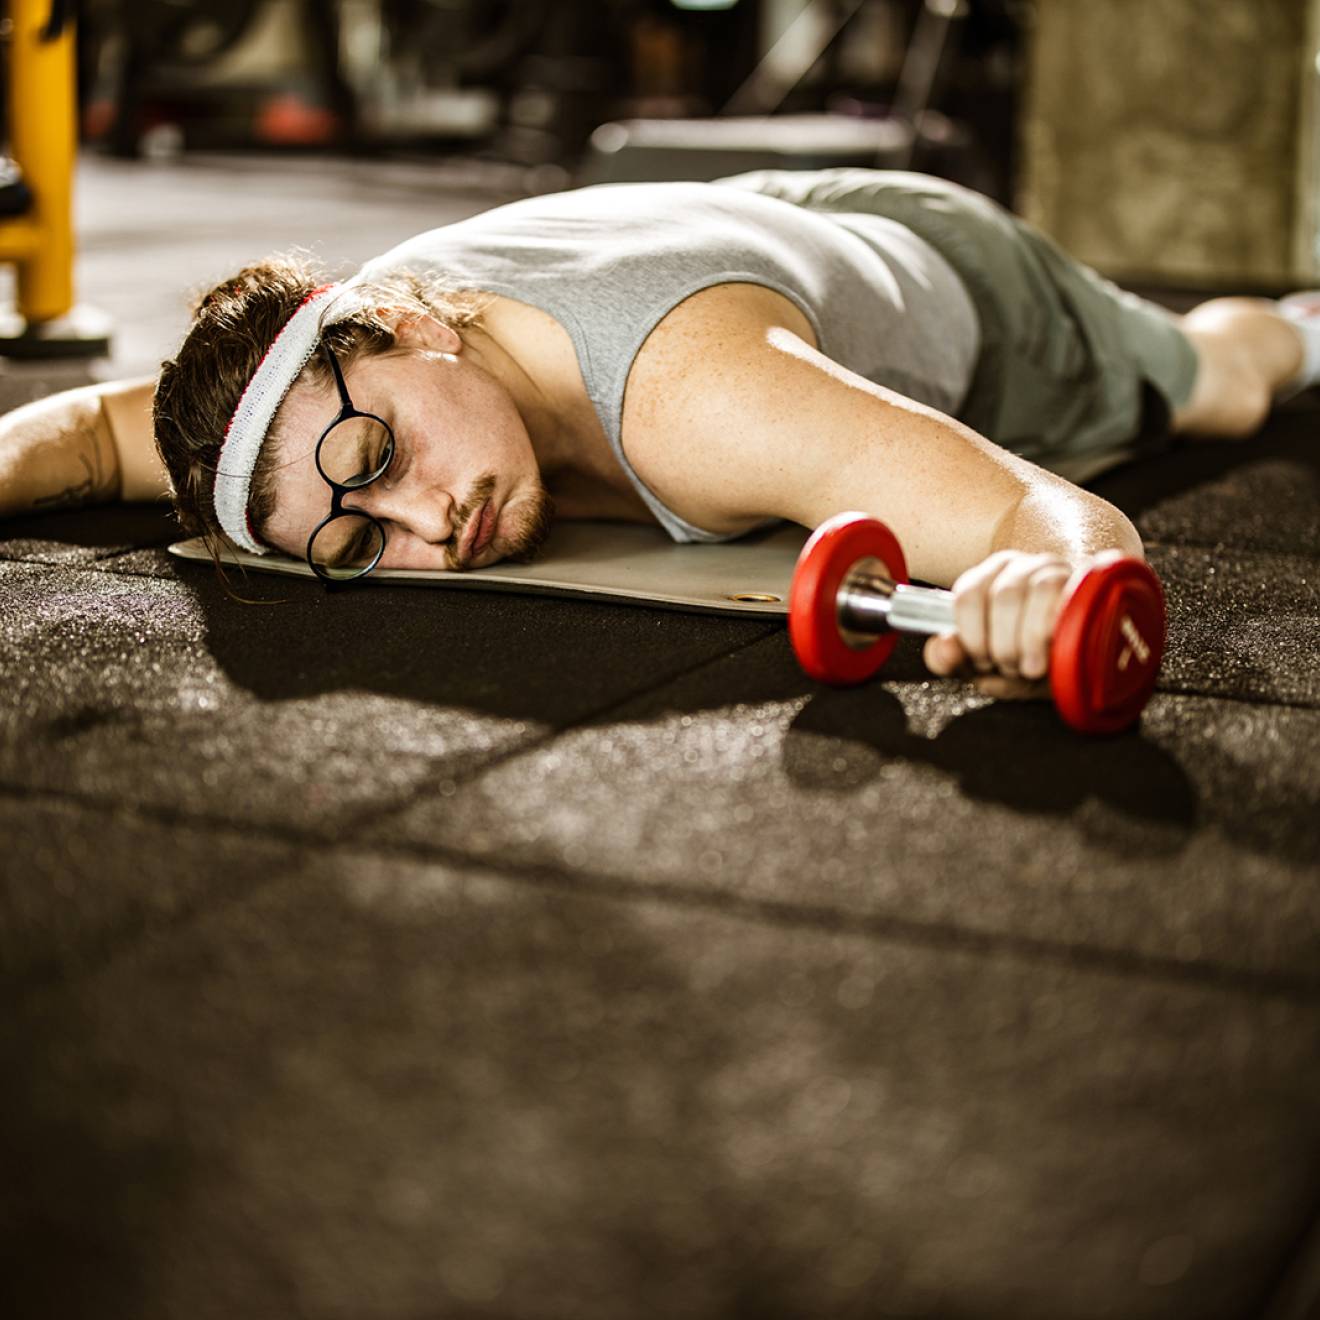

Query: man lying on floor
1,168,1314,700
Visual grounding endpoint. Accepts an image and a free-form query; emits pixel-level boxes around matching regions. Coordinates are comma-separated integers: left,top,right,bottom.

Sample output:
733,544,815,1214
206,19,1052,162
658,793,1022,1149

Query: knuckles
946,550,1087,682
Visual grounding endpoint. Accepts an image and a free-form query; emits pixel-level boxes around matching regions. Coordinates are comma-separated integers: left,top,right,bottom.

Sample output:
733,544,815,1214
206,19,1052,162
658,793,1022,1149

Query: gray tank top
356,180,980,542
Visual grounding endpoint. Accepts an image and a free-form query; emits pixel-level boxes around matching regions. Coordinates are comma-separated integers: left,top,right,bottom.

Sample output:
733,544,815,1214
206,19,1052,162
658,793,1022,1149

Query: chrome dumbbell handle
836,563,955,642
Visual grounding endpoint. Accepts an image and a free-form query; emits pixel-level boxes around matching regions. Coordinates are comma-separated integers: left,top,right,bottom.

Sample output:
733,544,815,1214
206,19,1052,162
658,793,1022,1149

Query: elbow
1067,492,1146,562
1102,502,1145,561
990,486,1146,563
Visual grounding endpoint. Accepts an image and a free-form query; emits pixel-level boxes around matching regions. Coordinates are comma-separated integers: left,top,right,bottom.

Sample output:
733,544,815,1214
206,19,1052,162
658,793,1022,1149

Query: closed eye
330,416,394,486
380,432,405,486
321,517,379,570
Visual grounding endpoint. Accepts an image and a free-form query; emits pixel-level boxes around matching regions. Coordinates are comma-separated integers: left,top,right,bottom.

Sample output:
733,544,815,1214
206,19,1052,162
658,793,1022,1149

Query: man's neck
463,301,647,516
461,317,580,476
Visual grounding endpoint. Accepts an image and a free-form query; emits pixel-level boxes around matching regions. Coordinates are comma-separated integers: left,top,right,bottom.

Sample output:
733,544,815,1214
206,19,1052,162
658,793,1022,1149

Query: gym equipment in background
789,512,1166,734
0,0,111,358
80,0,346,155
79,0,606,164
582,0,967,185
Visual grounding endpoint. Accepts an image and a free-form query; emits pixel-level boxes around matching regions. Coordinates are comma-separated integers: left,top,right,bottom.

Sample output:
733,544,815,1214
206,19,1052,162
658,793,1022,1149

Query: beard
448,471,555,570
501,482,556,565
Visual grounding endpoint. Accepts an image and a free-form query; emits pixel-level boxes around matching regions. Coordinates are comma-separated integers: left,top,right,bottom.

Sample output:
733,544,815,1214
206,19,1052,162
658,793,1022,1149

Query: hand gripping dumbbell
788,512,1166,735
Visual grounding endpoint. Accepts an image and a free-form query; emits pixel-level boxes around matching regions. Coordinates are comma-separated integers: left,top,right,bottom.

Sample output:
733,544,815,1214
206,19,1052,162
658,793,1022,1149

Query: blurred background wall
1020,0,1320,289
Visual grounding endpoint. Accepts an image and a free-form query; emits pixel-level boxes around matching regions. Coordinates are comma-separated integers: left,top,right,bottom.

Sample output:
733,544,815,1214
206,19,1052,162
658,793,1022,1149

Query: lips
475,501,496,554
459,501,496,564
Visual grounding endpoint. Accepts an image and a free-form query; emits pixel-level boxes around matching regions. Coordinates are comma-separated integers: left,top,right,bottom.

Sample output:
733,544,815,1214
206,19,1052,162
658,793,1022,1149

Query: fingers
949,550,1078,681
922,632,968,677
922,635,1053,701
1017,563,1071,679
972,672,1054,702
951,552,1007,675
922,549,1132,695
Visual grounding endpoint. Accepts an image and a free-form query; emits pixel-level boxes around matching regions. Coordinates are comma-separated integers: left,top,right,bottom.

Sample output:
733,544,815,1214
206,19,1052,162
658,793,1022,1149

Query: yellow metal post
0,0,109,356
0,0,74,319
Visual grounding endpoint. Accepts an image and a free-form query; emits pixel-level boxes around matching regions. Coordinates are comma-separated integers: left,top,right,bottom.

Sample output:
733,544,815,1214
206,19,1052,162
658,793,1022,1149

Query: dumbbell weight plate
789,512,908,684
1051,559,1166,734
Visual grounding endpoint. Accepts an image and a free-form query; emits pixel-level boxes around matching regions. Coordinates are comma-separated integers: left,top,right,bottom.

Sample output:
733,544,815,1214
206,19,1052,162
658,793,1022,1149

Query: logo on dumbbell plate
1117,614,1151,671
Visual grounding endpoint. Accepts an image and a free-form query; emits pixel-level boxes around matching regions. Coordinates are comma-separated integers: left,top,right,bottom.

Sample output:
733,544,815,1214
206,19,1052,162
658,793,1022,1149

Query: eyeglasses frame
305,341,396,583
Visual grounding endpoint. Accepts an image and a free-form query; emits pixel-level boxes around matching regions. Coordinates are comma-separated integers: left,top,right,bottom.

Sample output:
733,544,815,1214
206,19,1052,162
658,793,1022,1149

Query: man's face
261,336,553,572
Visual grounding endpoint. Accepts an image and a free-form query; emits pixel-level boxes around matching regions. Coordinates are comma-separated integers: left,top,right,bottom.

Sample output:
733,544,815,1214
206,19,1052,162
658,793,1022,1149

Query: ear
388,312,463,355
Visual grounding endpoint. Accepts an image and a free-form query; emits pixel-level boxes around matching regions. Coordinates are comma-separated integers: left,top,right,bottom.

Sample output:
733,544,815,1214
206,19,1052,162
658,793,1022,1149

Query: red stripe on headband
222,282,337,441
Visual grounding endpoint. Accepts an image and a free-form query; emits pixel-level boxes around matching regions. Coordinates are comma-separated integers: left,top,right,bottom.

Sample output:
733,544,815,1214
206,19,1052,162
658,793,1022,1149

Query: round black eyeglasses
305,342,396,582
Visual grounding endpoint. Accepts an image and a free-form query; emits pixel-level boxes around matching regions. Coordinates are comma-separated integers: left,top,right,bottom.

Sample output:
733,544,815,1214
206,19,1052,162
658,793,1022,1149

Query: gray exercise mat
169,520,809,616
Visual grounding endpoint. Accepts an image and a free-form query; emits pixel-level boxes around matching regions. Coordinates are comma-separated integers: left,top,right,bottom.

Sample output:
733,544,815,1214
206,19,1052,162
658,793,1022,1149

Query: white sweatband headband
213,283,344,554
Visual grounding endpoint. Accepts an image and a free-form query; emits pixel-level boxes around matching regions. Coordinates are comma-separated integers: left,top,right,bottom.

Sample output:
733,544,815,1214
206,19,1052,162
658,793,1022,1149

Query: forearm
808,414,1145,586
0,377,164,517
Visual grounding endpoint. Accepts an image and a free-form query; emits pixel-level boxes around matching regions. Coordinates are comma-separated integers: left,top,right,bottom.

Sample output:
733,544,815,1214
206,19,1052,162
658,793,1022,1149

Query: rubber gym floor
1,155,1317,1320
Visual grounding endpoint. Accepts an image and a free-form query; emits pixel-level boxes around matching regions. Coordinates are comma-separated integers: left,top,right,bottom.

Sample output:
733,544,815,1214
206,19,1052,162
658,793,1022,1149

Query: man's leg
1171,297,1305,439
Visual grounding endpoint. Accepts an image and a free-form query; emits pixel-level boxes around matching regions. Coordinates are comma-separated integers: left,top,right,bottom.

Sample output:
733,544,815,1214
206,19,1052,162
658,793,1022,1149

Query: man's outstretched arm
0,377,164,518
621,283,1144,688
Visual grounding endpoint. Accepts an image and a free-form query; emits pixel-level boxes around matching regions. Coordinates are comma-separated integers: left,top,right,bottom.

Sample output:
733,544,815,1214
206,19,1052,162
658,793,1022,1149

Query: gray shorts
719,168,1201,481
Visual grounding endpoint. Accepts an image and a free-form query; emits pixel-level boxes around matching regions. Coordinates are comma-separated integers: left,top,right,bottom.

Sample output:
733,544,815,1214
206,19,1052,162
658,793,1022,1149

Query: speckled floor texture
2,156,1318,1320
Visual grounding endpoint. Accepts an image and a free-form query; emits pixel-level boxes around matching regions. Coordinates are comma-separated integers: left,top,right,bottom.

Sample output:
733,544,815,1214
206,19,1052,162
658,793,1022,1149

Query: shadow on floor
789,686,1197,843
787,682,1319,870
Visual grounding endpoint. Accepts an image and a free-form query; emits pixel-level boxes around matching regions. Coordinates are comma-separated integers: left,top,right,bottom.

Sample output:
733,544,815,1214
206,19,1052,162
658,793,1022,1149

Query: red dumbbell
788,512,1166,735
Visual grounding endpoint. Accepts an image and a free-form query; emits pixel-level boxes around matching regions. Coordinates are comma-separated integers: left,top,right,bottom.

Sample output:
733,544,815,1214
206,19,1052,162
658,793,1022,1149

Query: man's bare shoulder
620,282,820,536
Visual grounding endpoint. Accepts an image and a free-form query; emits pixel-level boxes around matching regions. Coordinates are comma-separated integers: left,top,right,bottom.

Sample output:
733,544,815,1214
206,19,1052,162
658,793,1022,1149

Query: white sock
1273,292,1320,400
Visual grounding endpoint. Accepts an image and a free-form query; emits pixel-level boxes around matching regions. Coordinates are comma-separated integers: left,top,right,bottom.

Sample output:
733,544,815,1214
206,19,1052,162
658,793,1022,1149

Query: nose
343,481,456,546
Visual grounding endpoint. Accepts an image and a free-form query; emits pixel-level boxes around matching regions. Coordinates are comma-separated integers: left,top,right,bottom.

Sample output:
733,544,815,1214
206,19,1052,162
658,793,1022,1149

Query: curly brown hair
152,253,486,561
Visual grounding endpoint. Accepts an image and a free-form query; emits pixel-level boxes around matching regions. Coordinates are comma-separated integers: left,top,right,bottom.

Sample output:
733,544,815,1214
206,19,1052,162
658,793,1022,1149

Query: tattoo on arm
32,430,117,511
